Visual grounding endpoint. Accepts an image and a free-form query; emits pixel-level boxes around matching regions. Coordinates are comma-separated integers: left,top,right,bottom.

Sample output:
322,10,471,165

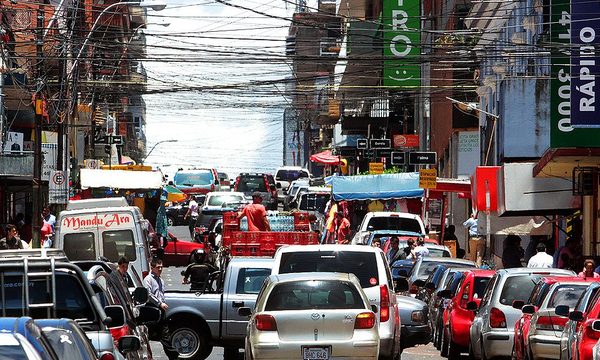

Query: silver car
469,268,575,360
241,272,379,360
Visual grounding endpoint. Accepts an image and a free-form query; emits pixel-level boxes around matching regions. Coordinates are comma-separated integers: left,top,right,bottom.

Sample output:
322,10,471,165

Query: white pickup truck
352,211,426,244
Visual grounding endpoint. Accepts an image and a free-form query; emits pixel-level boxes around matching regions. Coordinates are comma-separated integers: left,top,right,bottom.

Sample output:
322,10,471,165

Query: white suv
272,244,401,360
352,212,426,244
274,166,311,202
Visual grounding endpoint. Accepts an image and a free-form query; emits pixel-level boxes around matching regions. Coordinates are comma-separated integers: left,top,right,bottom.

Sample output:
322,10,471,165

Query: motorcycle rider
182,249,218,291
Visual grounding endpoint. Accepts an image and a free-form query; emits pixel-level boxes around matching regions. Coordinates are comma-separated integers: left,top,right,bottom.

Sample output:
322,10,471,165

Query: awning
533,148,600,178
80,168,163,190
310,150,344,165
430,178,471,198
332,173,424,201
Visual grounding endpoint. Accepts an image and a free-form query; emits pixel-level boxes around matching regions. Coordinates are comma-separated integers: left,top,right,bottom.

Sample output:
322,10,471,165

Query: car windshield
174,171,213,186
548,284,588,308
298,193,330,212
208,194,244,206
0,334,40,360
417,260,473,277
237,176,267,192
42,328,88,360
279,251,379,288
265,280,364,311
366,217,422,233
276,169,309,182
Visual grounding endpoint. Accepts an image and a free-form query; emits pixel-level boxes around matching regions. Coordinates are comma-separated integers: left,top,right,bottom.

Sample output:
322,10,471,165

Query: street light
143,140,178,164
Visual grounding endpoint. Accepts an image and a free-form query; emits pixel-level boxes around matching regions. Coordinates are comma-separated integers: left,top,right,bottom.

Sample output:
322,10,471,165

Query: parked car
468,268,575,360
36,318,102,360
440,269,495,358
272,244,402,360
218,172,231,191
352,211,426,244
0,317,60,360
397,294,431,351
274,166,311,202
407,257,477,295
173,168,220,195
197,191,247,227
558,282,600,360
282,178,310,210
234,172,278,210
240,272,379,360
514,277,593,360
379,238,451,258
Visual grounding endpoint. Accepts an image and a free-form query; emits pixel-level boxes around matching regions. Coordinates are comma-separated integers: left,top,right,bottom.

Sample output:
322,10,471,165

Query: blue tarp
331,172,424,201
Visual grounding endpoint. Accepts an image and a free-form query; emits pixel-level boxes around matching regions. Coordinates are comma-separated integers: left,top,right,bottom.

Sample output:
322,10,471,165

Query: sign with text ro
49,170,69,204
370,139,391,149
409,151,437,165
419,169,437,189
369,162,384,174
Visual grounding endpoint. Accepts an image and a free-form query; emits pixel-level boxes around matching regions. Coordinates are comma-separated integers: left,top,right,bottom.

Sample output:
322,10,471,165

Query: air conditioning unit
285,36,296,56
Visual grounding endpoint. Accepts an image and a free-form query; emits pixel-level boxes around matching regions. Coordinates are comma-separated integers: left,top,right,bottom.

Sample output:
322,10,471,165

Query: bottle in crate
223,212,240,226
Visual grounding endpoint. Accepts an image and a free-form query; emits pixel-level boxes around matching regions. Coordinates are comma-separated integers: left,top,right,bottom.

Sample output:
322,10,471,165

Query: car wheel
167,216,175,227
170,323,212,360
441,326,449,357
447,329,461,360
223,347,239,360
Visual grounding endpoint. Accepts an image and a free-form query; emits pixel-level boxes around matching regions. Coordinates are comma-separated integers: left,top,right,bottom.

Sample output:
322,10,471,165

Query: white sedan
241,272,379,360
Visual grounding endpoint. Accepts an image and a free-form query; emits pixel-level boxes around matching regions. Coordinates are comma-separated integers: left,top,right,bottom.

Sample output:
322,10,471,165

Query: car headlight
411,310,426,323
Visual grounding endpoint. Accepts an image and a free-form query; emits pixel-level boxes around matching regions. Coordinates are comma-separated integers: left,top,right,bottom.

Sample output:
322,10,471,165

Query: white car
241,272,379,360
275,166,311,202
352,212,426,244
197,191,247,226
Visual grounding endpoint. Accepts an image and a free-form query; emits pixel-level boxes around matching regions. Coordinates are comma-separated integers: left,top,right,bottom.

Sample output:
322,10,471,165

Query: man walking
0,224,24,250
184,196,200,239
527,243,553,268
238,192,271,231
144,258,179,360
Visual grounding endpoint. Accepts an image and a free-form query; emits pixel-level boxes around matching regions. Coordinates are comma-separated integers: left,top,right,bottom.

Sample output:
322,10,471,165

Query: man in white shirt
413,238,430,261
184,196,200,239
527,243,554,268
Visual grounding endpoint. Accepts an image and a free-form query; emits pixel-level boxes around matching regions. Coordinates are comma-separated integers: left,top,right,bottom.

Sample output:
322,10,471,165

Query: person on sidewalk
463,213,484,263
526,243,553,268
238,192,271,231
333,211,351,244
579,259,600,279
144,258,179,360
502,235,524,269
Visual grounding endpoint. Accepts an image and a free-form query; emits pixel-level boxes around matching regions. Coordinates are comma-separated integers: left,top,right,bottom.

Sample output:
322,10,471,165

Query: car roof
463,269,496,277
270,272,355,283
277,244,381,254
539,276,594,284
229,257,275,267
370,230,423,237
206,191,245,197
496,268,576,276
421,257,477,266
367,211,420,218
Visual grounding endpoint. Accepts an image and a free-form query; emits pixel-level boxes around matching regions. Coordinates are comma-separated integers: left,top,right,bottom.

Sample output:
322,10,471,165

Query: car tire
170,323,212,360
447,328,461,360
223,347,239,360
435,318,444,350
167,216,175,227
441,326,449,357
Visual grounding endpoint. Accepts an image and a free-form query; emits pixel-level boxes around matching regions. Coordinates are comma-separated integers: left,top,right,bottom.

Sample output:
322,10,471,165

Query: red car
440,269,495,358
512,276,592,360
568,280,600,360
147,221,206,267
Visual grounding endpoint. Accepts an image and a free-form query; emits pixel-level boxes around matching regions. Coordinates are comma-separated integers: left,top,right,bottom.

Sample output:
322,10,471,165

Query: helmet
193,249,206,263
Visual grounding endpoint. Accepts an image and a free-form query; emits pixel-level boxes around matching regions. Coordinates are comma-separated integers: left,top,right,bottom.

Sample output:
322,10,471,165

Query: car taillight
256,314,277,331
584,320,600,340
100,353,115,360
380,285,390,322
109,324,130,341
490,307,507,328
355,312,376,329
536,315,568,331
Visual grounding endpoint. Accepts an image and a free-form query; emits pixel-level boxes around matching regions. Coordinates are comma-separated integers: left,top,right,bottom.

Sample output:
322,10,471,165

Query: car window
276,170,309,182
578,286,600,312
237,175,267,192
42,328,87,360
236,268,271,294
208,194,244,206
500,275,541,306
548,285,588,308
279,251,379,288
418,261,470,278
366,216,422,233
473,277,491,299
480,274,498,308
174,170,214,186
265,280,364,311
102,230,136,261
428,248,451,257
0,333,41,360
63,232,96,261
298,193,330,212
528,282,548,306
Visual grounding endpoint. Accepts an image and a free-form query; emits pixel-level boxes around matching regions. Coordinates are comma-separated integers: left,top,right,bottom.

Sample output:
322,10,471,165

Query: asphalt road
150,225,446,360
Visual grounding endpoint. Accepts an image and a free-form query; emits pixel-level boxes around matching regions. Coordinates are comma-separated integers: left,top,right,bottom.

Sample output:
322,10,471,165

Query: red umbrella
310,150,344,165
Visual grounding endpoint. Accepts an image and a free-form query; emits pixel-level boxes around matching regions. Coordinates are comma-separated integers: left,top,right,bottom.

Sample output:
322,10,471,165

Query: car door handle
232,301,245,308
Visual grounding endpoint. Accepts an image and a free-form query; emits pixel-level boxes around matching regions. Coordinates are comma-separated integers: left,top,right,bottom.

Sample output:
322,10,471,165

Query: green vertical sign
383,0,421,88
550,0,600,147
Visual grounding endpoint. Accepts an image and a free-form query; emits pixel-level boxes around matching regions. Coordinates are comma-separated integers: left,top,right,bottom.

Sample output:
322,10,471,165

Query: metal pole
32,4,45,248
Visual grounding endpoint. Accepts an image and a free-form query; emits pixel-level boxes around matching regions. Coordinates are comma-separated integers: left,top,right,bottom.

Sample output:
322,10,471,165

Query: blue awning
332,173,424,201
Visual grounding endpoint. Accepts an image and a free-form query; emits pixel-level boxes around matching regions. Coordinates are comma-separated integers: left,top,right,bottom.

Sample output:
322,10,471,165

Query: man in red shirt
238,192,271,231
334,211,351,244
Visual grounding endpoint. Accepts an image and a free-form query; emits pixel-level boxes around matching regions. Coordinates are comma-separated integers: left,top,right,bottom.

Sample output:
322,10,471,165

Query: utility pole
32,4,45,248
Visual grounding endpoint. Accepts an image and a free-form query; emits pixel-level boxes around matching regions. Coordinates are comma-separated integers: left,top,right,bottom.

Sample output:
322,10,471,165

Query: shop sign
370,139,391,149
393,134,419,148
49,170,68,204
419,168,437,189
61,212,134,231
369,162,384,174
383,0,421,88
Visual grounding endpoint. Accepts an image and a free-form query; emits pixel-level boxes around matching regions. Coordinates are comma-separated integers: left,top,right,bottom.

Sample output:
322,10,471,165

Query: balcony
0,154,34,178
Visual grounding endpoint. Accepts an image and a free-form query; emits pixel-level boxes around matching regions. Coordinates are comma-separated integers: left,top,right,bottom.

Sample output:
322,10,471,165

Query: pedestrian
333,211,351,244
502,235,524,269
578,259,600,279
237,192,271,231
557,238,579,270
111,256,134,288
413,238,430,261
182,249,218,291
371,238,382,248
526,243,553,268
400,238,416,260
463,213,484,263
156,201,169,258
40,214,53,248
386,236,403,264
444,224,465,258
143,258,179,360
184,196,200,239
322,200,338,244
42,206,56,232
0,224,24,250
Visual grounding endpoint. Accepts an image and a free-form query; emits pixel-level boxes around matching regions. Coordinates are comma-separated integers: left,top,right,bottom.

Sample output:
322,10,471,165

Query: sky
141,0,303,179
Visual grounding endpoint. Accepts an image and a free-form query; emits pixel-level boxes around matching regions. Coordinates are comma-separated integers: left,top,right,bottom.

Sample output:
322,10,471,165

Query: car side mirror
137,305,162,324
238,307,252,317
425,282,436,290
466,301,478,311
593,320,600,331
413,279,425,288
522,304,535,314
555,305,570,317
371,305,378,313
437,289,452,299
394,277,409,292
512,300,525,310
132,287,149,304
118,335,141,354
104,305,126,328
569,310,584,322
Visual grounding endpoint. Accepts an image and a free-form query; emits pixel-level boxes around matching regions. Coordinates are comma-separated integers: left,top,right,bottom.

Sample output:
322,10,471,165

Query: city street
150,225,448,360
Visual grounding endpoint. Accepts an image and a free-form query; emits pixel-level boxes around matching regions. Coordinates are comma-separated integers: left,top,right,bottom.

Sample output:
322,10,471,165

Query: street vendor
238,192,271,231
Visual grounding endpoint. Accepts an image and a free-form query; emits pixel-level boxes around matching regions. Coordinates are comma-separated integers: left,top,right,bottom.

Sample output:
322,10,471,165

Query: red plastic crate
295,224,310,232
232,232,247,244
221,234,232,247
260,232,276,243
293,212,310,226
261,249,276,257
231,243,246,256
289,232,303,245
247,243,261,256
306,232,319,244
247,232,261,243
223,211,239,224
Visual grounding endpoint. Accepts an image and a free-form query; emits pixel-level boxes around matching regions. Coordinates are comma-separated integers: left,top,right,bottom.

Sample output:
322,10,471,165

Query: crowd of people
0,206,56,250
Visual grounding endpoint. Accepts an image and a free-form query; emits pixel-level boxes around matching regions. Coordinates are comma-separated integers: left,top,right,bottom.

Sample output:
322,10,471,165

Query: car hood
396,294,427,310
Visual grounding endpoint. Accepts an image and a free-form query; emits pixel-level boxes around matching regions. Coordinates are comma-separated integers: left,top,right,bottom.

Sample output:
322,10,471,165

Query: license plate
302,346,330,360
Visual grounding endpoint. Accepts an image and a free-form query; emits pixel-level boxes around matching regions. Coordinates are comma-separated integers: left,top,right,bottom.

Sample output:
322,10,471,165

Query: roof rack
0,249,67,261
